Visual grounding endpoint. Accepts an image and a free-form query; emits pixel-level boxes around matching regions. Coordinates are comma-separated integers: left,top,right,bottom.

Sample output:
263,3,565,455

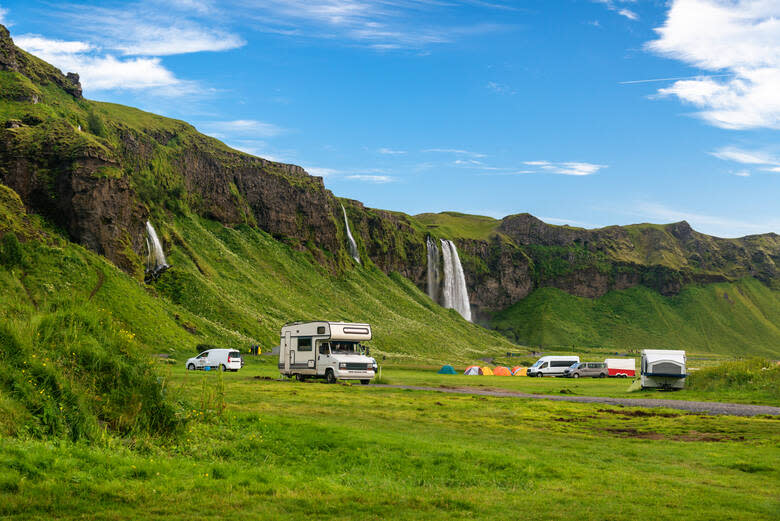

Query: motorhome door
284,331,291,372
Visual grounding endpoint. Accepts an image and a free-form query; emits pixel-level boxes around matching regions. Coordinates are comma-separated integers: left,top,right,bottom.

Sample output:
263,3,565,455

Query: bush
0,233,23,268
688,358,780,399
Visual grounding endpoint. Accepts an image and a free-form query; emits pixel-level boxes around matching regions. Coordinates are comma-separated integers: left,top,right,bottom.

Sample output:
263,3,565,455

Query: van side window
297,338,312,351
540,362,548,369
196,352,207,359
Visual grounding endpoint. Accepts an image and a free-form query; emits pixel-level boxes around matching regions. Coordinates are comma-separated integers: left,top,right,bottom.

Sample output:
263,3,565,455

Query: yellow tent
512,366,527,376
480,366,494,376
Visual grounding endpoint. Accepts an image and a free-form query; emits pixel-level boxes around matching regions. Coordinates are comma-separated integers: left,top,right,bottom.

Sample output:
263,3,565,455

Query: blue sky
1,0,778,237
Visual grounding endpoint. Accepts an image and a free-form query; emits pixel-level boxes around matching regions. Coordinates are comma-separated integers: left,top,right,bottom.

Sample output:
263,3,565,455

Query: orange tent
493,366,512,376
480,366,494,376
512,366,527,376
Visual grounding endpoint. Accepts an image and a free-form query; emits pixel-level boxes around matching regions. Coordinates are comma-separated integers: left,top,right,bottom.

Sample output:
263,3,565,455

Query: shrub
0,232,23,268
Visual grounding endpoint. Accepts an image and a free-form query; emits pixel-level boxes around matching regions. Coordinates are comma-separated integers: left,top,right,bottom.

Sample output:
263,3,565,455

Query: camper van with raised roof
279,321,376,384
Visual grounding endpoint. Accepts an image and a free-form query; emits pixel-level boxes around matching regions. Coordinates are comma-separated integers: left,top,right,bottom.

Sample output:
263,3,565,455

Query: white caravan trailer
526,355,580,377
279,321,376,384
605,358,636,378
640,350,687,389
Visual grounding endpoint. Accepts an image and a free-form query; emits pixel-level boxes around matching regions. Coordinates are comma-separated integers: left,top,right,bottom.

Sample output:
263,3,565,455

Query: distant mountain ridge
1,23,778,355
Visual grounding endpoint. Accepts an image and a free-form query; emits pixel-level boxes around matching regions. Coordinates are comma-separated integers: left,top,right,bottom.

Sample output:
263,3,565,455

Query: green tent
438,364,457,375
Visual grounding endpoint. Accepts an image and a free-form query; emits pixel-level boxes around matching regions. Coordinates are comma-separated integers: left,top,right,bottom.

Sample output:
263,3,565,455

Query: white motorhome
279,321,376,384
527,355,580,377
640,350,687,389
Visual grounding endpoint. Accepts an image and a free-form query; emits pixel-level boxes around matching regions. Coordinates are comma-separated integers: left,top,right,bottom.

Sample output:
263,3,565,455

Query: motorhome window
317,326,326,334
318,342,330,354
297,338,312,351
343,327,369,335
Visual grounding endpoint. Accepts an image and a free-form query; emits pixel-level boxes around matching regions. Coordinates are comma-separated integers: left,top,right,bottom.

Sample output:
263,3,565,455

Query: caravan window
319,342,330,354
297,338,312,352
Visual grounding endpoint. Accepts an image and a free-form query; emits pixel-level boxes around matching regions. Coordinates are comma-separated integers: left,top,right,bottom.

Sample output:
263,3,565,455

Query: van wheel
537,373,544,378
599,373,606,378
360,380,370,385
220,364,227,372
187,363,195,371
573,373,579,378
325,370,336,384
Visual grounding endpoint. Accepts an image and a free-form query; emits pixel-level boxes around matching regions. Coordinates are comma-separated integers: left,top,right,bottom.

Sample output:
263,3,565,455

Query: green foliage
0,232,22,267
415,211,502,240
86,109,106,138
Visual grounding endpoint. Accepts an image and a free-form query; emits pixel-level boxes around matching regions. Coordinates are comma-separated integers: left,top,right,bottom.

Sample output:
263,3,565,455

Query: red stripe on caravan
608,368,636,376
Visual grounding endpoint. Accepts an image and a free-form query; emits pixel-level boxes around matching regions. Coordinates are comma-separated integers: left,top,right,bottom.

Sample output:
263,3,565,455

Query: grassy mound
491,281,780,357
688,359,780,403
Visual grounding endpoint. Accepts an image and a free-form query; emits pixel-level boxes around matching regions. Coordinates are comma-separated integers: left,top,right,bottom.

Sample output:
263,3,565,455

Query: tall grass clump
687,359,780,402
0,305,185,441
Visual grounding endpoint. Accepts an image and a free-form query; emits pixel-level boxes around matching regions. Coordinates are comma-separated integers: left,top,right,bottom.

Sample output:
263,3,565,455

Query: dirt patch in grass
597,408,681,418
604,428,744,442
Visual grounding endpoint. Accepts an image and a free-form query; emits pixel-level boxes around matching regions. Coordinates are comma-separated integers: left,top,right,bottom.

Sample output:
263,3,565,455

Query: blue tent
438,364,457,375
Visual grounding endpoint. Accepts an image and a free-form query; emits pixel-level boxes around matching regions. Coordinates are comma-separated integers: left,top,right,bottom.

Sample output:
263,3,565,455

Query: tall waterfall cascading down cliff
145,221,169,281
427,237,472,322
341,204,361,264
426,236,440,303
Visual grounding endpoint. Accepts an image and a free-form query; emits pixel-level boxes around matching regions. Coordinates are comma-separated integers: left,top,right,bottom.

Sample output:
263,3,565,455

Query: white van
279,321,375,384
186,348,242,372
527,355,580,377
641,350,686,389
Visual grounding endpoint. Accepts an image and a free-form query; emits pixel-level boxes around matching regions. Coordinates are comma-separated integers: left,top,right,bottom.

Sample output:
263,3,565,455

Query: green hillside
491,280,780,357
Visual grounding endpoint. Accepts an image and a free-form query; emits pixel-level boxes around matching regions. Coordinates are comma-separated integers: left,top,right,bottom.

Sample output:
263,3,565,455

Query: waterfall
145,221,169,281
426,236,440,303
341,204,360,264
440,239,472,322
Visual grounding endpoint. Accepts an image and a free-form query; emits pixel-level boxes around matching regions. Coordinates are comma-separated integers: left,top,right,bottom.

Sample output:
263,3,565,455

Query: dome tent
464,365,482,375
438,364,457,374
493,366,512,376
512,366,527,376
481,366,494,376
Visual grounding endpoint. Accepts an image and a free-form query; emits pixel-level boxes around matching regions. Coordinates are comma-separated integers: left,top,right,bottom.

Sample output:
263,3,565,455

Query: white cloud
732,170,751,177
112,24,244,56
305,166,343,178
0,6,8,25
486,81,514,95
647,0,780,130
378,147,406,155
593,0,639,21
345,174,395,183
199,120,287,138
15,35,186,92
523,160,606,176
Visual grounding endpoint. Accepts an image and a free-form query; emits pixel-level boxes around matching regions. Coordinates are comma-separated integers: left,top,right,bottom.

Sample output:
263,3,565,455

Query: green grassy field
1,361,778,520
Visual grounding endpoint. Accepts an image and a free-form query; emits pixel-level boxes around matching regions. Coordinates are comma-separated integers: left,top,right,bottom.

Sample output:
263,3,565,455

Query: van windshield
330,341,361,354
531,360,543,368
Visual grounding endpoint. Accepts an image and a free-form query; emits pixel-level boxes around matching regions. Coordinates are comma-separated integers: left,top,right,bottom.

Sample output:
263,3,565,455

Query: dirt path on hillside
372,385,780,417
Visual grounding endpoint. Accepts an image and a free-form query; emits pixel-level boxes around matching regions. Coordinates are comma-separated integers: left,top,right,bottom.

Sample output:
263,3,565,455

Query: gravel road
372,385,780,417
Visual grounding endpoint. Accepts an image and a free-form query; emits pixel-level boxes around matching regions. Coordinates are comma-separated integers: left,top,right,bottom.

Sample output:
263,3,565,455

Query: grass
0,361,778,520
414,211,502,240
491,281,780,357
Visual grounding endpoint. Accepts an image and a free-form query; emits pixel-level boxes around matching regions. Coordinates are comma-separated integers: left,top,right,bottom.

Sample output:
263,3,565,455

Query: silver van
564,362,608,378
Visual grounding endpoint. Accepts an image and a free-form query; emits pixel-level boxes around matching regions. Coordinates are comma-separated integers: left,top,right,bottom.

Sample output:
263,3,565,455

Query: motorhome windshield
329,341,362,354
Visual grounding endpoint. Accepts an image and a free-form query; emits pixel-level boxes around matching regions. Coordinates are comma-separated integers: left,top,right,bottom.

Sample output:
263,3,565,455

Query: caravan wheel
325,369,336,384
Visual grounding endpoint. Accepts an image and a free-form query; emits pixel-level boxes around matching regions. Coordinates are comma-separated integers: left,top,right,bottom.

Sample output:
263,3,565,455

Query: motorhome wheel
326,369,336,384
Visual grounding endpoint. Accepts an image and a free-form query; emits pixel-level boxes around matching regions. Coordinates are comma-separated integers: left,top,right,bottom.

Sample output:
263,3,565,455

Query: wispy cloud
593,0,639,21
647,0,780,130
378,147,406,155
631,202,779,237
0,6,8,25
486,81,514,95
345,174,395,183
711,146,780,177
522,160,606,176
423,148,486,158
198,119,288,138
235,0,514,50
